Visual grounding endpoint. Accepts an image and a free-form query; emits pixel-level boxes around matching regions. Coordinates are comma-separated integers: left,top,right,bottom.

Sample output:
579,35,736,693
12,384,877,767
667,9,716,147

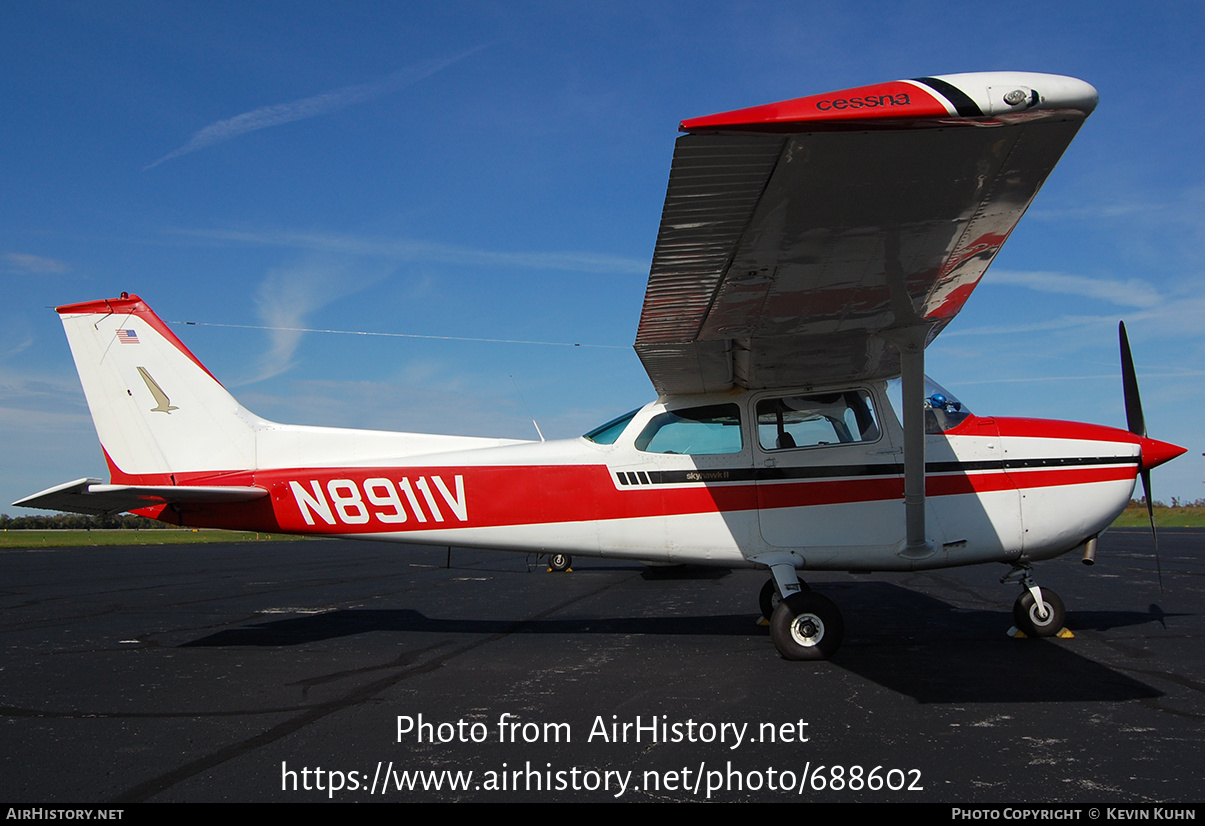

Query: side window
757,390,880,451
634,404,743,455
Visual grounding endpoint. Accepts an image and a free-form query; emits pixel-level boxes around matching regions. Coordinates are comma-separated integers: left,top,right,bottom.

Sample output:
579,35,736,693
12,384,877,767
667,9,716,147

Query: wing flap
636,134,786,350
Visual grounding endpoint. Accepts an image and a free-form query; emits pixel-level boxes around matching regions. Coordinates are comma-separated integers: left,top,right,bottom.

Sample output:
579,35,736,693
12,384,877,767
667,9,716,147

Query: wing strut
886,327,934,557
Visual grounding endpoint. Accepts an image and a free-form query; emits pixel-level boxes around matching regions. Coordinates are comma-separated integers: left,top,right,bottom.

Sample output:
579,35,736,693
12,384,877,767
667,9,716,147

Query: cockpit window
634,404,743,455
923,379,972,433
583,409,639,445
886,377,973,433
756,390,880,450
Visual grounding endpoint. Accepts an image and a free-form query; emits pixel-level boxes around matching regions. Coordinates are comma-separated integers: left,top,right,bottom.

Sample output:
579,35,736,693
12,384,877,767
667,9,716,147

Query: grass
1110,505,1205,528
0,529,303,549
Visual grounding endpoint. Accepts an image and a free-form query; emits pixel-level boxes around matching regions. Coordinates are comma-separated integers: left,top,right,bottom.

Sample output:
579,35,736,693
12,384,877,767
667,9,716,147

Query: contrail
146,47,483,169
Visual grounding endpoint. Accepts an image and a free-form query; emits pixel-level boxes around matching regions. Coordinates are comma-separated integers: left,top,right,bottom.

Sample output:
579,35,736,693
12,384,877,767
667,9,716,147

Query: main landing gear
758,576,809,621
761,568,843,661
546,553,572,572
1002,565,1067,637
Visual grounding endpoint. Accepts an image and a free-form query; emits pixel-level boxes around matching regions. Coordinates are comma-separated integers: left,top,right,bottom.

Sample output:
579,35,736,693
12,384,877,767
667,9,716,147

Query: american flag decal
116,329,139,344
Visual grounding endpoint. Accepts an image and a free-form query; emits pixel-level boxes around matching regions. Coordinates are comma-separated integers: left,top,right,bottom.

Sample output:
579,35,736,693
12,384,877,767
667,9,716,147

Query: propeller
1119,321,1163,590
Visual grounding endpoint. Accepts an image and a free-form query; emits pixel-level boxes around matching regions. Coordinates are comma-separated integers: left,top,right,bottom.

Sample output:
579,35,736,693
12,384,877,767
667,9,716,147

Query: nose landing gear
1003,565,1067,637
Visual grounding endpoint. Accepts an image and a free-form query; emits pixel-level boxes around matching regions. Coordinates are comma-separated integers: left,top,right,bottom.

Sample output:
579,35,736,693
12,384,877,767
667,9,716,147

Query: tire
758,577,808,619
548,553,571,572
1013,588,1066,637
769,592,844,660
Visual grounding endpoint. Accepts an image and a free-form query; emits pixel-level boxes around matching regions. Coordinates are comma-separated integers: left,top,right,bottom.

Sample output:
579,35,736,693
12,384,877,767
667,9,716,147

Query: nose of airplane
1139,436,1187,471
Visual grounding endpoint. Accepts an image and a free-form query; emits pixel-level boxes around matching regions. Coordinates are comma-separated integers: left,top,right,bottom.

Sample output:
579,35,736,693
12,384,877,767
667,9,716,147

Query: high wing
635,72,1098,395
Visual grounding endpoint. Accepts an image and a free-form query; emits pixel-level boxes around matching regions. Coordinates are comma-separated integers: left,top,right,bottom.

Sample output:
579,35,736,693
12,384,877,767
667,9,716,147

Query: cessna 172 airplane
16,71,1186,660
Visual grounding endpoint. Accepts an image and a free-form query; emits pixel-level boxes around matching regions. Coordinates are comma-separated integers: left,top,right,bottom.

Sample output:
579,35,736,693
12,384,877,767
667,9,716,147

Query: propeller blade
1119,321,1146,437
1140,468,1164,592
1122,322,1164,592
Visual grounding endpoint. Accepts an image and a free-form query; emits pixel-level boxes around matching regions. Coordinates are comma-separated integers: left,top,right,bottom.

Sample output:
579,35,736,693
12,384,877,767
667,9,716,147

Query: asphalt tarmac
1,528,1202,803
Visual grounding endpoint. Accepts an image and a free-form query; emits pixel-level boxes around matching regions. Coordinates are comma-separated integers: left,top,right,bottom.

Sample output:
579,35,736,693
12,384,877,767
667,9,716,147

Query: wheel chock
1007,626,1074,639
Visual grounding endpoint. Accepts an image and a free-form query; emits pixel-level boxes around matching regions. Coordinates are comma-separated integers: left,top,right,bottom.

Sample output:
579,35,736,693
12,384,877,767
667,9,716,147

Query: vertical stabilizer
57,295,261,480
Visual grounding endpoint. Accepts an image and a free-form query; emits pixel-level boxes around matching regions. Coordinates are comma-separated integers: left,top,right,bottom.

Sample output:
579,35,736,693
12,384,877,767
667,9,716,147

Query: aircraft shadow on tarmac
180,580,1163,704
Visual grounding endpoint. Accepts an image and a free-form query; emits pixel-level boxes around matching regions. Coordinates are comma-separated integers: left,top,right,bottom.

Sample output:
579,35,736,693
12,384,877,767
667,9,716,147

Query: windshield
582,409,639,445
886,376,972,433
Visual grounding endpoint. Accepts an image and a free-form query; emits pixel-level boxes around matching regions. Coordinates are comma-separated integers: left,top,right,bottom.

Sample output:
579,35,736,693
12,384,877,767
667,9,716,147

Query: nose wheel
1013,587,1066,637
1003,566,1067,637
547,553,572,572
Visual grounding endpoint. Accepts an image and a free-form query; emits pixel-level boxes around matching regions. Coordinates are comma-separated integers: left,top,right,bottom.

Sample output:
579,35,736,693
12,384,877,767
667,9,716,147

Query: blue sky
3,1,1203,512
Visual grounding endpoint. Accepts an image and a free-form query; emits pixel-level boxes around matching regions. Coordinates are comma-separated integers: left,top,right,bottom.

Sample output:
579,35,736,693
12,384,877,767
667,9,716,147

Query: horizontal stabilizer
13,477,267,517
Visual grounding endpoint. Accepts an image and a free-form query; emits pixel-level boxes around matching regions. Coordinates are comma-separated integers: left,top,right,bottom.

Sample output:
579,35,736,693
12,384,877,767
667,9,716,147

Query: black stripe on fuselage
612,455,1138,486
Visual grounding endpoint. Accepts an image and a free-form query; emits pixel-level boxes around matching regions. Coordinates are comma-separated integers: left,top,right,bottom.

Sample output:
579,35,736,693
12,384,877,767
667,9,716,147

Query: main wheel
1013,588,1066,637
548,553,572,572
769,592,844,660
758,577,809,620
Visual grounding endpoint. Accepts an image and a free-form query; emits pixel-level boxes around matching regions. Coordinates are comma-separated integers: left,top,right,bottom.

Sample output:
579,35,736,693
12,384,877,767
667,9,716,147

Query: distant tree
0,513,167,530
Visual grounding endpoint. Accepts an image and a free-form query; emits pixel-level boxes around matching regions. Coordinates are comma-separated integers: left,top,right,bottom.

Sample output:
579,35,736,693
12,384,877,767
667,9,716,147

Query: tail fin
57,294,261,480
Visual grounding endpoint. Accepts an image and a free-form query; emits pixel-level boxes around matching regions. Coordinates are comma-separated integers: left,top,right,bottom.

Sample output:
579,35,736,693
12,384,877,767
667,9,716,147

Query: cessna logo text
816,93,910,111
289,476,467,526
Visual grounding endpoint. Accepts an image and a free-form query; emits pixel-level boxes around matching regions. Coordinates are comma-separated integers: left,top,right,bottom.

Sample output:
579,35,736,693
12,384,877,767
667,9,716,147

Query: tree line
1130,497,1205,509
0,513,170,530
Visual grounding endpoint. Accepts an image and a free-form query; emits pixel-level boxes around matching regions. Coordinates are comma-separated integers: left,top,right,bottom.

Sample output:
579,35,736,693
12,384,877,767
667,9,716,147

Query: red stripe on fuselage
992,417,1142,444
139,458,1137,536
758,464,1134,508
262,465,756,535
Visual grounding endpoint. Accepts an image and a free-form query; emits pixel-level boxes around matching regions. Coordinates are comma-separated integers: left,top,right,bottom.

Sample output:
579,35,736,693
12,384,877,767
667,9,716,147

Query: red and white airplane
17,72,1186,660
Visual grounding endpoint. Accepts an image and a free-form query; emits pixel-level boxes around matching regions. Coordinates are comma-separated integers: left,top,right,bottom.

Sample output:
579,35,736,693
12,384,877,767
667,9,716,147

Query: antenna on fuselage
510,375,546,443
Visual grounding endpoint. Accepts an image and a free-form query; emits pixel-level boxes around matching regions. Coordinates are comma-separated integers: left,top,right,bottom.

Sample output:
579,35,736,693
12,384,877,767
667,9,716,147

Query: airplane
15,71,1186,660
